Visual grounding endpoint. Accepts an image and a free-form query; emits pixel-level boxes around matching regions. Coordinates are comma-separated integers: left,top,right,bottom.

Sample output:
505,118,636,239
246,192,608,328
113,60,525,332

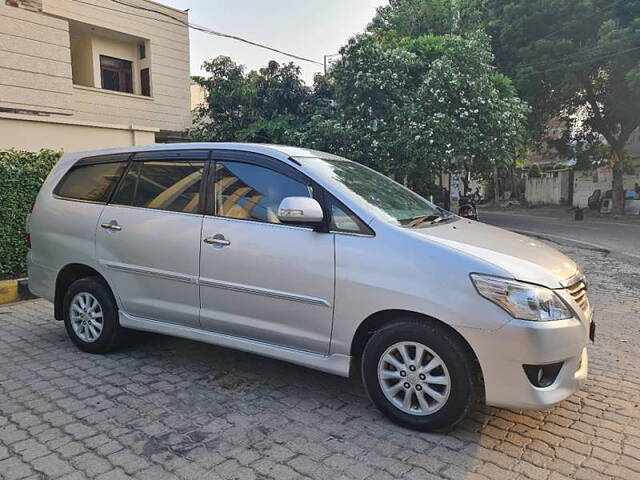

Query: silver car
27,143,594,431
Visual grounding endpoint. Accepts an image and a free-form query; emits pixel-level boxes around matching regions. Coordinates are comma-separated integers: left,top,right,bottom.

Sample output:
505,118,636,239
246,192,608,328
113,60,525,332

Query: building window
141,68,151,97
139,43,146,60
100,55,133,93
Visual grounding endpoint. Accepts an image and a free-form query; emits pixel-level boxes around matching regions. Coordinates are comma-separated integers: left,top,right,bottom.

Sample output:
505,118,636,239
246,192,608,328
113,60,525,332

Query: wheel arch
54,263,115,320
350,309,484,393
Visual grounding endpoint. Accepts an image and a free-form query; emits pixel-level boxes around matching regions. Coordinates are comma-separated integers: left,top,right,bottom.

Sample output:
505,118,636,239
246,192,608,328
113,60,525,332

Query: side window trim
210,150,308,184
105,152,136,204
131,150,210,162
73,152,131,167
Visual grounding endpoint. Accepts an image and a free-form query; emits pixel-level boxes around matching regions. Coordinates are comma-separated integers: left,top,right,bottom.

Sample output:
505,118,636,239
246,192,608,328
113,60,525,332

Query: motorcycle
458,194,479,221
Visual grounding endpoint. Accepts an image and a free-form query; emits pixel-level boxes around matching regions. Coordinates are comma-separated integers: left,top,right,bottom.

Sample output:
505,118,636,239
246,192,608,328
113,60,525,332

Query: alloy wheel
69,292,104,343
377,341,451,416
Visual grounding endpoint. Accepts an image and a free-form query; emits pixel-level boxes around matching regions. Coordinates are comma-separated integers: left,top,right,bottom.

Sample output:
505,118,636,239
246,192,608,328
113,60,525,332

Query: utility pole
449,0,461,213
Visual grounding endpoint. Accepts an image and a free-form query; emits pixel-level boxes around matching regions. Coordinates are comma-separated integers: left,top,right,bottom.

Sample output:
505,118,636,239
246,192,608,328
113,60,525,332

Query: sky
160,0,387,84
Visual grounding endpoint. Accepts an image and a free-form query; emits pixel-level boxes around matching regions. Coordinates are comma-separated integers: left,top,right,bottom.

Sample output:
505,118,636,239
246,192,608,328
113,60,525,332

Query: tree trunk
493,166,500,206
462,170,470,196
610,148,625,215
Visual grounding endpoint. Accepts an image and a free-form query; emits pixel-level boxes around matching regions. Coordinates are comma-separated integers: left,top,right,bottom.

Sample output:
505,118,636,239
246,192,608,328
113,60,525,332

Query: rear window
55,159,127,203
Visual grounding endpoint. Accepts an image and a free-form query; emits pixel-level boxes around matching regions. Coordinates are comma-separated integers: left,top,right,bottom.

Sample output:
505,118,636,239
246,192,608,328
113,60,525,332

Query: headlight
470,274,573,321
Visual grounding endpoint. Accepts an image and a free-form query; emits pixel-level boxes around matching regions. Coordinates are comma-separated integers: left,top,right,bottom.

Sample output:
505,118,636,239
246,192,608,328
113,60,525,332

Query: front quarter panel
329,220,515,356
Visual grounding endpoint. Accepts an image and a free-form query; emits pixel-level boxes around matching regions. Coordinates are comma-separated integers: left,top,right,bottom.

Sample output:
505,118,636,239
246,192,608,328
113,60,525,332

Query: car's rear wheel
361,319,477,432
63,277,121,353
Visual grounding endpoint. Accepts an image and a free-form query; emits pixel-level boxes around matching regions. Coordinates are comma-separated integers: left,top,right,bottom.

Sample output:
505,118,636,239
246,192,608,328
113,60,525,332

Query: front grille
566,281,589,313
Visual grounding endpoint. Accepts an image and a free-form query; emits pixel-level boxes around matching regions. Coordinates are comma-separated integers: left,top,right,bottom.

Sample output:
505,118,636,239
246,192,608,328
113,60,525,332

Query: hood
410,219,578,288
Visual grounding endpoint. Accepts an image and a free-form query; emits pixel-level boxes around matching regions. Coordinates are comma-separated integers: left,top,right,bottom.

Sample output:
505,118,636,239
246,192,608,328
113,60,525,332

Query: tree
487,0,640,214
192,12,527,198
368,0,487,38
296,31,528,195
190,57,310,144
528,163,543,178
368,0,640,213
190,56,255,142
408,32,529,190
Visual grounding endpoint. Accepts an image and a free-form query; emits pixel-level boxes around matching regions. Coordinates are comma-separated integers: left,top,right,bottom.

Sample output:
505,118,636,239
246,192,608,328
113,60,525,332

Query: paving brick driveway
1,244,639,480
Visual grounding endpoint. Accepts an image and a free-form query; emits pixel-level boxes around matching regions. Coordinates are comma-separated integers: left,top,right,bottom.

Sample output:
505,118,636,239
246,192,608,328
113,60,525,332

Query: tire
361,319,477,432
62,276,121,354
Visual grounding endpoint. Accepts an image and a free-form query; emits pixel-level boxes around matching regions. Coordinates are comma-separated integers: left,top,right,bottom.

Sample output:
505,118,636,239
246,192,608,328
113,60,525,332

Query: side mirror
277,197,324,223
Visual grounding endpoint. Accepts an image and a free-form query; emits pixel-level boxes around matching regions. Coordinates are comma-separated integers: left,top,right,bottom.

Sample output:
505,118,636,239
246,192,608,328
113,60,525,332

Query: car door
96,150,208,328
198,151,335,354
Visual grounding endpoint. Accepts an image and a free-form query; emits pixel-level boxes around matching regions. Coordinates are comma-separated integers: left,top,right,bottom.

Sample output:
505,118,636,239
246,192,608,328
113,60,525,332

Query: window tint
215,161,311,224
55,162,127,203
111,160,205,213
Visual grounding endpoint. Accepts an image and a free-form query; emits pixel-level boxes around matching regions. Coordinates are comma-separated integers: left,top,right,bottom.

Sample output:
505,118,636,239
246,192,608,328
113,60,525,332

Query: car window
55,161,127,203
111,160,205,214
214,161,311,224
330,200,370,234
297,157,442,226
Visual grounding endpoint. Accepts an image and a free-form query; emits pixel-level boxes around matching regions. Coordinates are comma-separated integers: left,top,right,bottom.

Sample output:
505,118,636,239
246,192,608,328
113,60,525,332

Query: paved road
0,244,639,480
481,209,640,265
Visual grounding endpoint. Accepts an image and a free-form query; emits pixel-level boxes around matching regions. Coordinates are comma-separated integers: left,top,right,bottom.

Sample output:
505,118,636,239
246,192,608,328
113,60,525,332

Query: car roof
61,143,343,163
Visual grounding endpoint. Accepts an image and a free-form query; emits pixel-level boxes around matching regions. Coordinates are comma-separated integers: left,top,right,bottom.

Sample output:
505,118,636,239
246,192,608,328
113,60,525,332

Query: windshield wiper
406,213,453,228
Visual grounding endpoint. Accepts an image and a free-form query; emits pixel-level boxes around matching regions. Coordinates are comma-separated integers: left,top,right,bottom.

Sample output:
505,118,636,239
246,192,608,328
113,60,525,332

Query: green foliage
300,31,528,184
410,32,529,179
488,0,640,143
193,9,528,191
237,115,299,144
189,57,310,143
0,149,61,277
368,0,488,38
528,163,542,178
486,0,640,212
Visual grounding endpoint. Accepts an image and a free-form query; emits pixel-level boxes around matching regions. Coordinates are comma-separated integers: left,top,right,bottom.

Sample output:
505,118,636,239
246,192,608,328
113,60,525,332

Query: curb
0,278,37,305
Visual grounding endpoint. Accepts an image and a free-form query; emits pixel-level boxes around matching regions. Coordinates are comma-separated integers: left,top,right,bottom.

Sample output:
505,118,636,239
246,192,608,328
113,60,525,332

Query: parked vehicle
458,194,479,221
27,144,594,431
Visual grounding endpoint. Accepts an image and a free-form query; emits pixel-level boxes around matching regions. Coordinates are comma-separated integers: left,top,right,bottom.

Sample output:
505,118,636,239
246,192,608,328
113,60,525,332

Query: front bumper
460,310,591,409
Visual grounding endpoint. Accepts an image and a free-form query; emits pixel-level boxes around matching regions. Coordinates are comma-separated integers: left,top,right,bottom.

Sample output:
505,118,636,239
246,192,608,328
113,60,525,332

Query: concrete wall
627,127,640,161
526,177,561,205
0,3,73,115
190,83,206,110
42,0,191,132
0,0,190,152
573,168,640,208
525,171,571,206
69,32,94,87
0,113,156,152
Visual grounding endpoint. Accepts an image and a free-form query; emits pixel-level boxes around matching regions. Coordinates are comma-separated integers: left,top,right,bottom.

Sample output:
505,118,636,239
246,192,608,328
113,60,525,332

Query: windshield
297,157,445,226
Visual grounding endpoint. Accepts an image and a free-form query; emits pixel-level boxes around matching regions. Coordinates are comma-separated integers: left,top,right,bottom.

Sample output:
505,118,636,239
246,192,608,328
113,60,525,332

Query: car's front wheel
63,277,121,354
361,319,478,432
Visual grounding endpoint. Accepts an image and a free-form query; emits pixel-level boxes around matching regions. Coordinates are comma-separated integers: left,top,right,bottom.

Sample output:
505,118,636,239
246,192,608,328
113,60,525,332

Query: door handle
100,221,122,231
203,235,230,247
